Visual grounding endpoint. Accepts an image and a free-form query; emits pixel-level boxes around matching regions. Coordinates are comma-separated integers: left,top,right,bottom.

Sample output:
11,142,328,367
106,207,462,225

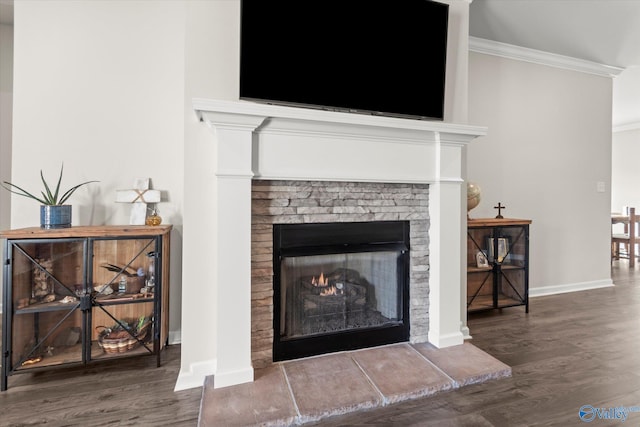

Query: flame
312,272,328,287
320,286,337,296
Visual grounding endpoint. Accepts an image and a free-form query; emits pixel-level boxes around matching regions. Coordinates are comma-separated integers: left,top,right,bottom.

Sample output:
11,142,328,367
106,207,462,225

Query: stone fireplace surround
251,180,429,368
193,99,486,389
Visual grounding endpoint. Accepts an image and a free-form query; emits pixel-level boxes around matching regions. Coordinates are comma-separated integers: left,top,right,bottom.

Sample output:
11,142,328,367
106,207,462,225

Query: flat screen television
240,0,449,121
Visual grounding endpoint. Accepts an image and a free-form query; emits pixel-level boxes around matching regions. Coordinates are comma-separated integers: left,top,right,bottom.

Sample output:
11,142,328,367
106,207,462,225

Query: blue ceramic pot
40,205,72,229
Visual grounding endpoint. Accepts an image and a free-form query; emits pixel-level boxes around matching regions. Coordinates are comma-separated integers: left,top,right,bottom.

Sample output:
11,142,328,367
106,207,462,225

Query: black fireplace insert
273,221,410,361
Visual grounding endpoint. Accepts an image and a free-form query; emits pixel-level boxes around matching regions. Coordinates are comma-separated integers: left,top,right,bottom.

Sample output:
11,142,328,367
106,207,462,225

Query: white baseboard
529,279,614,298
174,359,217,391
461,325,472,340
174,358,254,391
168,329,181,345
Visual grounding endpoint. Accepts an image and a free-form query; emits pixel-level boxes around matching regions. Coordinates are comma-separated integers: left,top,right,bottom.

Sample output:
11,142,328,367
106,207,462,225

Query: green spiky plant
1,164,98,205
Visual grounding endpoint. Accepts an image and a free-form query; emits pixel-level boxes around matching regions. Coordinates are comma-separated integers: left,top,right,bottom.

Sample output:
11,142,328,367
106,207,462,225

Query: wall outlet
596,181,606,193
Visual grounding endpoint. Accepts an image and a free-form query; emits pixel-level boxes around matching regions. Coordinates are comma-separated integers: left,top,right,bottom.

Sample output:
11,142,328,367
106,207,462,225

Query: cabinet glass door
467,228,494,311
7,239,86,371
90,237,157,360
467,224,528,312
494,226,527,308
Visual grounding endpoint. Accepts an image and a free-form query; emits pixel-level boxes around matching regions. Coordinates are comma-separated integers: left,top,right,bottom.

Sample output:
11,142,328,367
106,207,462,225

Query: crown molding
469,36,624,78
613,121,640,133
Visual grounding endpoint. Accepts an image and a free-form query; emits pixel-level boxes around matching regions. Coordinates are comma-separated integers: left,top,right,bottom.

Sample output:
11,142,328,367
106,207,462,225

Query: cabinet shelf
14,295,156,314
94,295,155,305
15,300,81,315
2,225,172,391
468,264,525,273
467,218,530,313
467,266,492,273
467,294,524,312
13,341,155,372
500,264,525,270
14,344,83,371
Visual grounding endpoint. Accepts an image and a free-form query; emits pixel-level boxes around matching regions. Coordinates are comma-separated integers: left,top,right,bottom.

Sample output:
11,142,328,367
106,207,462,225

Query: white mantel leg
208,113,267,388
428,139,466,348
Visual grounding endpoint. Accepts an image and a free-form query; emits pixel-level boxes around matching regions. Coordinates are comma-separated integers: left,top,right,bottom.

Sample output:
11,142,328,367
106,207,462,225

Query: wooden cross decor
116,178,161,225
494,202,505,219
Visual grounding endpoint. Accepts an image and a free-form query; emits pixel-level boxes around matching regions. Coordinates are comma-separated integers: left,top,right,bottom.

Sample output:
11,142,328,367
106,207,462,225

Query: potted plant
1,164,98,229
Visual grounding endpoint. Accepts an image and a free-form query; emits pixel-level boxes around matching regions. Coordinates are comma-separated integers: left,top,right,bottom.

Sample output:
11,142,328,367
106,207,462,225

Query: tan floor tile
413,342,512,386
283,352,382,422
350,343,454,403
198,366,297,427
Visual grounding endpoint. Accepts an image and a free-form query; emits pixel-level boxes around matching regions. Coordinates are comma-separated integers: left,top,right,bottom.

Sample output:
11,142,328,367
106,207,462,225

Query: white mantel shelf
186,98,487,390
193,98,487,137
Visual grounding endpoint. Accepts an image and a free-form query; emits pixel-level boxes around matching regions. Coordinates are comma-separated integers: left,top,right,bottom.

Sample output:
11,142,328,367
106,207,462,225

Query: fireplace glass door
281,251,402,338
273,221,410,361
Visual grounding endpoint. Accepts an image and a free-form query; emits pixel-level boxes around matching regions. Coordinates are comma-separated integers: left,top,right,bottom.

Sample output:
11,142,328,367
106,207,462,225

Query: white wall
468,52,613,294
0,23,11,228
612,66,640,130
443,0,470,124
0,22,13,313
612,128,640,212
179,0,240,390
12,0,185,335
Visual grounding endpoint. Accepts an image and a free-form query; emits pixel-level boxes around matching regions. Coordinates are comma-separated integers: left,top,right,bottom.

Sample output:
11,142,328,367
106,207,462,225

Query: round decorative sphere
467,182,481,213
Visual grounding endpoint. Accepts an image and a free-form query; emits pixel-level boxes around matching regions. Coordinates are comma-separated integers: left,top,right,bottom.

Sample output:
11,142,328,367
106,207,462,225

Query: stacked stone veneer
251,180,430,368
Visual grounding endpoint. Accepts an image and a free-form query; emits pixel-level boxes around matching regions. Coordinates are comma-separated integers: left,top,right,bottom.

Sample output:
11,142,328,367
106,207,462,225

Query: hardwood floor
1,263,639,426
0,343,202,426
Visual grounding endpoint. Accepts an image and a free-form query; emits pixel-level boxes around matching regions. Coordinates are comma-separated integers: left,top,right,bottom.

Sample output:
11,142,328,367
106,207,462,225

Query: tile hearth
198,342,511,426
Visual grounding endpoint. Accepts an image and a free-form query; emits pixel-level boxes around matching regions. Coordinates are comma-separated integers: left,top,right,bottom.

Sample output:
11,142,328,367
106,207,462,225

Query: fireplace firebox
273,221,410,361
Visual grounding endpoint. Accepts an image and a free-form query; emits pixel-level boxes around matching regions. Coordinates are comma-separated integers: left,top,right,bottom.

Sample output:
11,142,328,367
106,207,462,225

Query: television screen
240,0,449,121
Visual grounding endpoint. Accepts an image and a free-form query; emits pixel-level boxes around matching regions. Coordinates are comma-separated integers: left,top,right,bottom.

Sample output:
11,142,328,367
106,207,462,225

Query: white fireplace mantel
189,98,486,389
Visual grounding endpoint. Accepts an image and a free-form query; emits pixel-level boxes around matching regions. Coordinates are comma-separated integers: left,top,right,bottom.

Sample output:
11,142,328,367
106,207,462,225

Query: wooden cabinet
466,218,530,313
1,225,171,391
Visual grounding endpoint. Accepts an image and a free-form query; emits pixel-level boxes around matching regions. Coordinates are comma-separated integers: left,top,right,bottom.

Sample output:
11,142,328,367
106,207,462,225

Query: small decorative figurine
116,178,161,225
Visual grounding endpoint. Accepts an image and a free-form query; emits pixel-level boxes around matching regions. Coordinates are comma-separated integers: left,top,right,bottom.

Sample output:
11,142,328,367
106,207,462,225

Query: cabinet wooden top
0,224,173,239
468,218,532,228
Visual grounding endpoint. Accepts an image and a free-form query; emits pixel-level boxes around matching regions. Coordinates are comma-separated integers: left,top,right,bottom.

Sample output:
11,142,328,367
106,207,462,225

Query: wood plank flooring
1,262,639,426
0,342,202,426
